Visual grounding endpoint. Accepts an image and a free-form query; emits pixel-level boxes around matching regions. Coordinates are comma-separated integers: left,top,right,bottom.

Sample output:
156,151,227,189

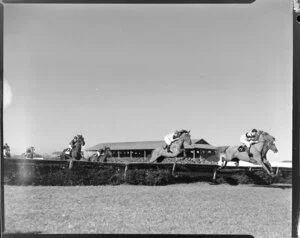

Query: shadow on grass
221,176,239,185
250,184,292,189
3,231,43,237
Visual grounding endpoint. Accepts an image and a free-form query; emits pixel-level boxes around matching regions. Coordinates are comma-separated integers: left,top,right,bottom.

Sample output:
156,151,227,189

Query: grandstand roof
87,139,216,151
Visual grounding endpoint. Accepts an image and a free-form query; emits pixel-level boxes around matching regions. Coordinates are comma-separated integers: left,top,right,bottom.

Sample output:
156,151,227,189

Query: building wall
108,148,215,159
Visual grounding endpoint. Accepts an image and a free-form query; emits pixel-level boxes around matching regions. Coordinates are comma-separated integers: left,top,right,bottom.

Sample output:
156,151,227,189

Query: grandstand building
87,138,217,160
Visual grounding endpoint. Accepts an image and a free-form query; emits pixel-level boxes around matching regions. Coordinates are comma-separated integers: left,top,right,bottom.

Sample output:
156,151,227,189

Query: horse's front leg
171,150,185,177
262,157,274,177
218,154,227,171
218,161,227,171
69,158,74,169
103,156,108,163
258,157,274,176
172,157,181,177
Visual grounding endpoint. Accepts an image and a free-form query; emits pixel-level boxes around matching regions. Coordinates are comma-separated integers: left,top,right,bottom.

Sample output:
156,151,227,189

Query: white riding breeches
240,135,251,148
68,145,72,150
164,134,174,145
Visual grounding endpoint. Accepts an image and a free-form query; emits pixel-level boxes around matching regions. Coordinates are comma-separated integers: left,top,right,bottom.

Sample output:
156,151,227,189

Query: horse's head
179,130,192,145
75,135,85,147
257,131,278,153
268,140,278,153
104,147,112,157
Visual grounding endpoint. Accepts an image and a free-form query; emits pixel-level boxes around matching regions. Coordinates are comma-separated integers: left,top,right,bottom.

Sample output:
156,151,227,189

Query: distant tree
25,146,36,159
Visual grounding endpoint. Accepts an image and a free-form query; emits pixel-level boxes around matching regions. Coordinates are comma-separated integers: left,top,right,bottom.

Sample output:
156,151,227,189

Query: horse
215,130,278,176
60,135,85,161
3,144,11,158
148,130,192,175
88,147,112,162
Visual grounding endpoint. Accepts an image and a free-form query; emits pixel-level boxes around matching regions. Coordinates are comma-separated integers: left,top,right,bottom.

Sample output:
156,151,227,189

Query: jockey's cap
251,129,258,133
246,132,252,137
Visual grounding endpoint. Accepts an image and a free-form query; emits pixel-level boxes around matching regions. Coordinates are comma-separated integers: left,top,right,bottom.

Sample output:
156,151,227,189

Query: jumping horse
149,130,192,176
88,146,112,162
215,130,278,176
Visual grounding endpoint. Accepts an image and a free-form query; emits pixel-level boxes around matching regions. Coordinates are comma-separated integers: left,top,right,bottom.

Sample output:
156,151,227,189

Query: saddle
164,144,173,153
238,145,247,152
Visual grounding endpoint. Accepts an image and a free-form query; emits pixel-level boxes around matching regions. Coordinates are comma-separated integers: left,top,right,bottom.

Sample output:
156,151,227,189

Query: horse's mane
178,130,189,137
76,135,85,145
257,130,275,141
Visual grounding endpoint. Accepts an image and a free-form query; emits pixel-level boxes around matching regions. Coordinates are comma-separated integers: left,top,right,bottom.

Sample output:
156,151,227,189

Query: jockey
239,129,258,157
164,130,182,153
96,148,104,157
67,135,79,154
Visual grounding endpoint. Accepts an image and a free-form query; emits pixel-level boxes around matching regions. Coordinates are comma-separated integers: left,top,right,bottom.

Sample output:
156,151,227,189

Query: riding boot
246,147,253,157
167,145,172,153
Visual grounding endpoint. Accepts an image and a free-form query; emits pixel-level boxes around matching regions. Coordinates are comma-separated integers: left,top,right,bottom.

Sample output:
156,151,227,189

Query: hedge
3,158,292,186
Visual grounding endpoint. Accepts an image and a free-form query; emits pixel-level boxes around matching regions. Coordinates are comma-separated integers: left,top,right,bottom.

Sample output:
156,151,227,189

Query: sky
3,0,292,161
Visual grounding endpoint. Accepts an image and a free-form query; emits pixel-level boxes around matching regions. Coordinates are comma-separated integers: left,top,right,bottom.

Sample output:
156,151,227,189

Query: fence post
124,164,129,180
276,167,280,176
212,167,217,182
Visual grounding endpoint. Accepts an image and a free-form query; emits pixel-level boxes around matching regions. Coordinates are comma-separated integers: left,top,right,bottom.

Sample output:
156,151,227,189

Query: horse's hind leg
149,156,157,163
148,151,157,163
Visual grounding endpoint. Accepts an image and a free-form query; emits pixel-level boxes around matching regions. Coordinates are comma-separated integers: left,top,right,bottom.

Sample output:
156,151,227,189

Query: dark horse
60,135,85,161
149,130,192,175
88,147,112,162
215,130,278,176
3,150,11,158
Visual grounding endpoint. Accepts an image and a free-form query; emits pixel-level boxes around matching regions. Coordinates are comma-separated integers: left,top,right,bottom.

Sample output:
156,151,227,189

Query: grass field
4,183,291,237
